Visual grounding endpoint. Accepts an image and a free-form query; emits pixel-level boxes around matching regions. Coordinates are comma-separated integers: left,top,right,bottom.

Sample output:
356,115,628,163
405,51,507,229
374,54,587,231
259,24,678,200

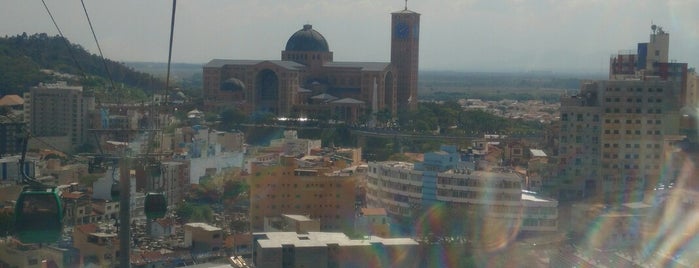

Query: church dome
285,24,329,52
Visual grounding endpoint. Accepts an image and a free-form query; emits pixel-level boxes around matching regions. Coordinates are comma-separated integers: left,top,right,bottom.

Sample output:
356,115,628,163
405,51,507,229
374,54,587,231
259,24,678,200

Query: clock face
395,22,409,39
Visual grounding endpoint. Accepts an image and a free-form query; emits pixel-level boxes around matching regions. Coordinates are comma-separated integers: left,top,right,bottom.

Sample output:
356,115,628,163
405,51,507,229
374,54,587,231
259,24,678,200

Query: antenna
405,0,408,10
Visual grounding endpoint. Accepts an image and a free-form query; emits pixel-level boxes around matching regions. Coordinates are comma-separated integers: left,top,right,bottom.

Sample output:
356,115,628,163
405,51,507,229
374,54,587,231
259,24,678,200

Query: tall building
557,25,690,203
557,80,681,202
203,5,420,121
609,25,696,107
23,81,94,152
391,6,421,112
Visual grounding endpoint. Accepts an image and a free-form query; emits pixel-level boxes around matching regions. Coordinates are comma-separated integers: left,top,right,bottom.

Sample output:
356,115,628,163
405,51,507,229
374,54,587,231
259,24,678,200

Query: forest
0,33,164,96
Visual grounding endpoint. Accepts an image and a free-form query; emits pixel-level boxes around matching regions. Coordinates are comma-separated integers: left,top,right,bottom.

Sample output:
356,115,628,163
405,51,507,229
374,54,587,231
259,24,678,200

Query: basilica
202,7,420,123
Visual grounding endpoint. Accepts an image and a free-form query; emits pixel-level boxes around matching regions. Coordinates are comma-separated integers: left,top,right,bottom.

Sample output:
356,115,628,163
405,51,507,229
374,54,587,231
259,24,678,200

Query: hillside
0,33,165,96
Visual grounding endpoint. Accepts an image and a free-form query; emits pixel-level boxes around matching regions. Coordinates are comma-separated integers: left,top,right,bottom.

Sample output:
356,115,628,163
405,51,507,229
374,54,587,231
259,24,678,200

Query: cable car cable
39,0,87,79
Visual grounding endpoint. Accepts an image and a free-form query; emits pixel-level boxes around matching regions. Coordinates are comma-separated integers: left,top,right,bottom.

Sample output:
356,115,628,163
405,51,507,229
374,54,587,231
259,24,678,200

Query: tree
175,201,213,222
375,109,392,127
223,180,248,200
219,107,247,130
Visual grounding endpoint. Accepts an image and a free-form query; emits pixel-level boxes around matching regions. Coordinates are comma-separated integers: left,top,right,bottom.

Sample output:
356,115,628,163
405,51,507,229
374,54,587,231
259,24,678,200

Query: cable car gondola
144,192,167,219
13,131,64,244
14,186,63,244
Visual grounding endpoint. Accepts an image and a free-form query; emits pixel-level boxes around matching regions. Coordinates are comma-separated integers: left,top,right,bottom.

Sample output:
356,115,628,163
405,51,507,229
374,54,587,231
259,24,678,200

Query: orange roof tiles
0,95,24,106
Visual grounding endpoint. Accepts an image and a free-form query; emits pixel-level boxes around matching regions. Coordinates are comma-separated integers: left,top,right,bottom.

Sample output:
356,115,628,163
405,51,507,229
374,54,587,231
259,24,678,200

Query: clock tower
391,4,420,112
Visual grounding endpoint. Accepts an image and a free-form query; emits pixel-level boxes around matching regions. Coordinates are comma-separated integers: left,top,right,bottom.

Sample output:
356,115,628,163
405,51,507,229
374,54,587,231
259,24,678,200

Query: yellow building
0,238,78,268
183,222,224,253
248,150,364,233
72,223,120,267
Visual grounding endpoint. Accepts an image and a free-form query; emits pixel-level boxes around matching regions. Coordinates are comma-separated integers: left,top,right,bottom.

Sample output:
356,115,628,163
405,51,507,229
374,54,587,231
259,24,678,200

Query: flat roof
521,192,557,204
529,149,547,157
185,222,222,231
283,214,314,222
323,61,390,72
360,207,387,216
255,232,418,249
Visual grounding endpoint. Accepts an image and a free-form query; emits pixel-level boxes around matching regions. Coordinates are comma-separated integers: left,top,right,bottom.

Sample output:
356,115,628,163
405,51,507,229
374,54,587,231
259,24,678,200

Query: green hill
0,33,165,97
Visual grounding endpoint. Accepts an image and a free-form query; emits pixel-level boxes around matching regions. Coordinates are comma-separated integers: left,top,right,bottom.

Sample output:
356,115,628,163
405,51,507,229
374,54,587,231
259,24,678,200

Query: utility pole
119,157,133,268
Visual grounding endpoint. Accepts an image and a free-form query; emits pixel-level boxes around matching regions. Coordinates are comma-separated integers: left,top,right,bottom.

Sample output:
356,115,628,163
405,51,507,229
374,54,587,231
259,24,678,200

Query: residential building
264,214,321,233
72,223,120,267
355,207,391,238
269,130,321,156
0,238,79,268
23,81,94,152
41,160,88,185
0,112,24,156
203,5,420,122
183,222,224,253
170,126,244,184
366,145,558,234
556,25,692,203
149,218,177,238
0,155,37,184
159,161,190,207
248,148,364,233
252,232,419,268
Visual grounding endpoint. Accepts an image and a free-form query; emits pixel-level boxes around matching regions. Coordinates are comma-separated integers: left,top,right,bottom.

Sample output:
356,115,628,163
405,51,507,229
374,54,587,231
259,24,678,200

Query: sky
1,0,697,73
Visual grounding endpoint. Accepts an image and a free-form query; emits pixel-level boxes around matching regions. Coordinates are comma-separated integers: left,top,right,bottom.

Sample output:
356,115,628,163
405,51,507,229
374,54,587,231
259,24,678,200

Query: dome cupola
285,24,329,52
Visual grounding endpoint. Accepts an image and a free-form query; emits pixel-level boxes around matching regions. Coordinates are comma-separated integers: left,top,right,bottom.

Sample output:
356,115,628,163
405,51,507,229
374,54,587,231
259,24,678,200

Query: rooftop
360,207,387,216
185,222,221,232
255,232,418,249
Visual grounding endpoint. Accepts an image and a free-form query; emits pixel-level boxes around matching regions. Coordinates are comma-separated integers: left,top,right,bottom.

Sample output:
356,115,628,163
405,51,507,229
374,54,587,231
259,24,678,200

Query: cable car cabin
14,186,63,244
144,192,167,219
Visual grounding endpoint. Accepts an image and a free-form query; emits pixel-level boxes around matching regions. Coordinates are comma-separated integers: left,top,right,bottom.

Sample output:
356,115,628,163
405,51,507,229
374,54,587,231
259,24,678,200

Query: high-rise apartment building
557,26,691,202
23,81,93,152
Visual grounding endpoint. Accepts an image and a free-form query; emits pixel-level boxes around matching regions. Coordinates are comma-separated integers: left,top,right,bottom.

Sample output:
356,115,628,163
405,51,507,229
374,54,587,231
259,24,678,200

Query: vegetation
175,202,213,222
418,70,602,103
218,106,248,131
0,33,164,96
398,101,544,136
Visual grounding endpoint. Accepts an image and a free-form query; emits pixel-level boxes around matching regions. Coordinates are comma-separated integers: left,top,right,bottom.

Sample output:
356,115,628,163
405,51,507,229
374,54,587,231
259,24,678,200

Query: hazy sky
1,0,697,73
